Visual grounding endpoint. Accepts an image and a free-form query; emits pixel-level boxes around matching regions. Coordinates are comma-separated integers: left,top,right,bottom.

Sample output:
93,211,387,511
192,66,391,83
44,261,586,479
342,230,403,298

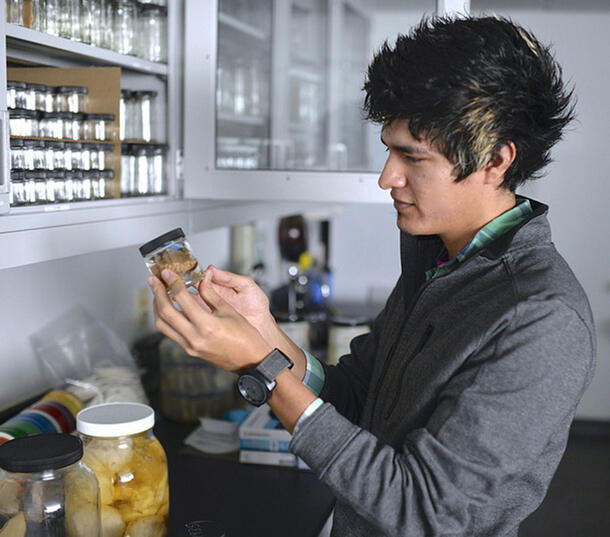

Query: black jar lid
7,80,27,89
49,140,65,149
56,111,75,119
48,169,66,178
82,142,98,150
69,170,84,179
9,108,38,118
23,139,45,148
10,170,25,180
10,137,24,147
86,113,116,121
41,111,64,119
100,170,115,179
56,85,89,94
25,170,47,179
133,90,158,98
70,142,83,150
26,83,48,92
139,3,168,14
0,434,83,473
121,89,134,98
139,227,186,256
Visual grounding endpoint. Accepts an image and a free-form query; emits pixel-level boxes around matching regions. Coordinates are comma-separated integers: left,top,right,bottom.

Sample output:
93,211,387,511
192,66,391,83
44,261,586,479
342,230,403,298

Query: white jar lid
76,402,155,438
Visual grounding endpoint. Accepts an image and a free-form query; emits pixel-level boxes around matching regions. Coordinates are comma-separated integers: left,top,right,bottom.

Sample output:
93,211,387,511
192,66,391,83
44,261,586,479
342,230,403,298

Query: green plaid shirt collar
425,197,533,281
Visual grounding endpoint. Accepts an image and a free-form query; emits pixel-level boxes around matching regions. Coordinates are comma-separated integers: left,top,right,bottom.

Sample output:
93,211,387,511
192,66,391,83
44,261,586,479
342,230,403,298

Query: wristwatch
237,348,294,406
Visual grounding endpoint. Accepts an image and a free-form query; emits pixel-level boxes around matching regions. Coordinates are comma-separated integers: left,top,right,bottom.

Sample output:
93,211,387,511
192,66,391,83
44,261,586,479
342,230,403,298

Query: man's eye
404,155,420,163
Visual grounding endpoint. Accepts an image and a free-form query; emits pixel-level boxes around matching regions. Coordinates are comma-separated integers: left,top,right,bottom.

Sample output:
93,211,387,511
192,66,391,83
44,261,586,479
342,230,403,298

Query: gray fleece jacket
290,199,596,537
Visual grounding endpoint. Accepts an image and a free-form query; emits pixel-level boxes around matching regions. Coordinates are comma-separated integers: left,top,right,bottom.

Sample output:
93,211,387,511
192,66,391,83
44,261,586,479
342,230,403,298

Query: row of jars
6,0,168,63
10,138,113,172
7,81,88,113
120,89,159,142
9,109,115,141
10,168,115,205
121,142,167,196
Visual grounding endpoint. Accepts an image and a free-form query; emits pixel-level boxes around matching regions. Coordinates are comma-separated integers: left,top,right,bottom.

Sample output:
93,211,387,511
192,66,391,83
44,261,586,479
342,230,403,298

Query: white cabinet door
183,0,389,203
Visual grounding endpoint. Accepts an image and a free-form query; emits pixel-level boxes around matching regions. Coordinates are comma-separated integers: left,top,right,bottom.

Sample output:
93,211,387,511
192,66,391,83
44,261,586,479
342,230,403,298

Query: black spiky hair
363,15,575,191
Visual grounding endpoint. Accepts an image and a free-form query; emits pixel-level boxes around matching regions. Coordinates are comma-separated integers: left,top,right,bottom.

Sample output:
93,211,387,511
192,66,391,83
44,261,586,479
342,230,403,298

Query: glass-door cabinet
184,0,389,203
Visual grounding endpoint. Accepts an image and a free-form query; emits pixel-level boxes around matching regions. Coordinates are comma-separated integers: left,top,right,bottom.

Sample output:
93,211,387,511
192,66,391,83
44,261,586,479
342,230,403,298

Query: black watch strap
256,349,294,383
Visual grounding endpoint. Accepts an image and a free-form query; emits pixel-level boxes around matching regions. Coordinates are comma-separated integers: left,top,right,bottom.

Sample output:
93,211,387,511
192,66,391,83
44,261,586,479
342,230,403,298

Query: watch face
238,374,268,406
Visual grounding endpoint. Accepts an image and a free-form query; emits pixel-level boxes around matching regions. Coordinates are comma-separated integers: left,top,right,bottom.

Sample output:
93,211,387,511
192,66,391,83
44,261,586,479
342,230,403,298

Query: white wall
0,228,230,411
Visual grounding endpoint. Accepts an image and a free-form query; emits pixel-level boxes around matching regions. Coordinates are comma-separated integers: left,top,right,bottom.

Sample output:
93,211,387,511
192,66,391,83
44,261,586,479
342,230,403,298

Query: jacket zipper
383,323,434,419
369,279,434,426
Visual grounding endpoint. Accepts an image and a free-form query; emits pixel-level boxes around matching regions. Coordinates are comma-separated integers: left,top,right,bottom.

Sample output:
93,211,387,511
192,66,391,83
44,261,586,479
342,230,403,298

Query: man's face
379,119,487,238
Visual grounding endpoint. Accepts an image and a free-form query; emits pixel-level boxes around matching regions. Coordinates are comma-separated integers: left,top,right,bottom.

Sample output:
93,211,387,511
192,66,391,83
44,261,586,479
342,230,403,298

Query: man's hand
201,265,276,340
148,269,272,372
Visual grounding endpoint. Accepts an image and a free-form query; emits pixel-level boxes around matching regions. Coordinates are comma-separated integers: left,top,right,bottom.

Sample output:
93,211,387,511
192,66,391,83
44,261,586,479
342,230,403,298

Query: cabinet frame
183,0,387,204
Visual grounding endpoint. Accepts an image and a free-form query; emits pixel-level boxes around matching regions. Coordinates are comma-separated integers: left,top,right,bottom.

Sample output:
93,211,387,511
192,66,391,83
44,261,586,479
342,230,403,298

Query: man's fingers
160,269,211,323
152,297,193,352
148,273,200,340
199,270,229,312
207,265,250,291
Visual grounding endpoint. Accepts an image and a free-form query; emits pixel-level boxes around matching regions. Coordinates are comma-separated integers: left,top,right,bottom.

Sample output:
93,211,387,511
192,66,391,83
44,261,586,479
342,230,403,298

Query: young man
148,16,596,537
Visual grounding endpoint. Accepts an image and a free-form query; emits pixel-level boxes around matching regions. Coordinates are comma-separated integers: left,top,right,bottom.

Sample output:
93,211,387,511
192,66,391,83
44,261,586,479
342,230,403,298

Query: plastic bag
30,306,147,406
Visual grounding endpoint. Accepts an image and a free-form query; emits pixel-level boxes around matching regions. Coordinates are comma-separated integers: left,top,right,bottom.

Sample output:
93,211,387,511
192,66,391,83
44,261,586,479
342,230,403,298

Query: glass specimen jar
70,142,83,170
28,83,52,111
77,402,169,537
82,142,97,170
63,112,85,141
45,0,60,35
138,3,167,63
134,143,150,195
9,137,25,170
32,170,48,203
90,170,102,198
0,434,101,537
23,139,46,170
7,80,26,109
6,0,23,25
71,170,85,200
84,113,116,141
114,0,137,56
63,170,76,201
134,90,158,141
120,143,135,195
55,86,88,113
150,143,167,194
51,140,67,169
48,169,67,202
9,109,38,137
9,170,26,206
99,170,114,198
43,140,55,170
139,227,205,290
39,111,64,139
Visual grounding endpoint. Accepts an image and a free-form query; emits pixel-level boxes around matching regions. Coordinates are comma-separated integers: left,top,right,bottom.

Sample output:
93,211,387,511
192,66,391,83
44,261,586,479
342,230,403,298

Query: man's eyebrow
379,134,431,155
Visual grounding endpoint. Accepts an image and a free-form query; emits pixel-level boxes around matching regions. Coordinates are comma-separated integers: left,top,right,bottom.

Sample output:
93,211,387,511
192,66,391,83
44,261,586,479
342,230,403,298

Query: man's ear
484,142,516,187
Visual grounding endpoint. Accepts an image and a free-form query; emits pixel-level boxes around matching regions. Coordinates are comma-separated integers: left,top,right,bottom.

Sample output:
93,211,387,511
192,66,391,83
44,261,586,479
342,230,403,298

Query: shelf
0,197,336,270
11,135,116,144
5,24,168,76
218,12,268,42
217,112,267,126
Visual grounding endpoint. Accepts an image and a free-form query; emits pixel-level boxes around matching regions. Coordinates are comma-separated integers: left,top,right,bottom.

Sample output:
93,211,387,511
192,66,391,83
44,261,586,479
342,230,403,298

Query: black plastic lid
82,142,98,150
56,111,74,119
9,108,38,118
25,170,47,179
133,90,158,98
139,3,167,14
7,80,26,89
0,434,83,472
121,89,134,98
23,139,44,148
100,170,115,179
86,113,116,121
70,142,83,150
56,86,88,94
70,170,84,179
139,227,186,256
26,83,48,92
41,111,64,119
10,170,25,180
49,141,65,149
48,169,66,178
10,138,24,147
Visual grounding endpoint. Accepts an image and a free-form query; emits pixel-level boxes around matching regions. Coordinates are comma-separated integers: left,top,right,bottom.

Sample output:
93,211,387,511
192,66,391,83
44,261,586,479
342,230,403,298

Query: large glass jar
59,0,82,40
9,138,25,170
133,90,157,141
45,0,60,35
138,3,167,63
84,113,115,141
9,170,26,206
0,434,101,537
114,0,137,56
77,403,169,537
55,86,88,113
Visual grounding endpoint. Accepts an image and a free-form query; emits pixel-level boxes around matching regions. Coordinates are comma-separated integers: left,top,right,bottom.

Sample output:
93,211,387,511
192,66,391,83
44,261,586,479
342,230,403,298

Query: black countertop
155,416,335,537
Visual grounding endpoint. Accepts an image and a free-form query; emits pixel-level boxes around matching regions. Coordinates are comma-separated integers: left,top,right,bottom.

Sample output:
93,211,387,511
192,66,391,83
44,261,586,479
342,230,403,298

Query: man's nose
378,156,407,190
